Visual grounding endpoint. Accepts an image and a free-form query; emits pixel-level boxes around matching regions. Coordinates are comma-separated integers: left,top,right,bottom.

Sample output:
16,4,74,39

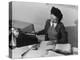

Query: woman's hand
47,40,57,45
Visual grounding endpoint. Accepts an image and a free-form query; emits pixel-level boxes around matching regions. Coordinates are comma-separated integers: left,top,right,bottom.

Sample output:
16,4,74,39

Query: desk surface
11,41,64,59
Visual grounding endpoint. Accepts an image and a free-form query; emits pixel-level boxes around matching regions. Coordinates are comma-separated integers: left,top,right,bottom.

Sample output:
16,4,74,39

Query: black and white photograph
9,1,78,59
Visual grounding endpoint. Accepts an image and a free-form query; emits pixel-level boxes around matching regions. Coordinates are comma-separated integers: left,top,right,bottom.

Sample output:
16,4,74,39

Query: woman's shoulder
57,22,65,29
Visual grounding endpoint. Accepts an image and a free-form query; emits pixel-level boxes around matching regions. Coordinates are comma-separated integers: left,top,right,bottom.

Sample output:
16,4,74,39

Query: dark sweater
37,19,68,44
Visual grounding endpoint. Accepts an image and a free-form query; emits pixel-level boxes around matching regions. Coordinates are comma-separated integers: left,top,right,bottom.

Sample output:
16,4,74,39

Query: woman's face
12,28,19,37
50,14,58,23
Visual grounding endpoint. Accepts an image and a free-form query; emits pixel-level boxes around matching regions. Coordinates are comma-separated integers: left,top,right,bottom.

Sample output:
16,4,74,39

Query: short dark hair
51,7,63,22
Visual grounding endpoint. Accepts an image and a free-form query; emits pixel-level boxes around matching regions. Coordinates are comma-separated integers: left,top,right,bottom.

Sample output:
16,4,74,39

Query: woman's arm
36,29,45,35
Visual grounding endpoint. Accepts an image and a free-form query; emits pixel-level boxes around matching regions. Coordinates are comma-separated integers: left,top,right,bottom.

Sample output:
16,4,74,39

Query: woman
36,7,68,44
10,27,39,48
9,27,19,49
21,7,69,58
16,28,39,47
